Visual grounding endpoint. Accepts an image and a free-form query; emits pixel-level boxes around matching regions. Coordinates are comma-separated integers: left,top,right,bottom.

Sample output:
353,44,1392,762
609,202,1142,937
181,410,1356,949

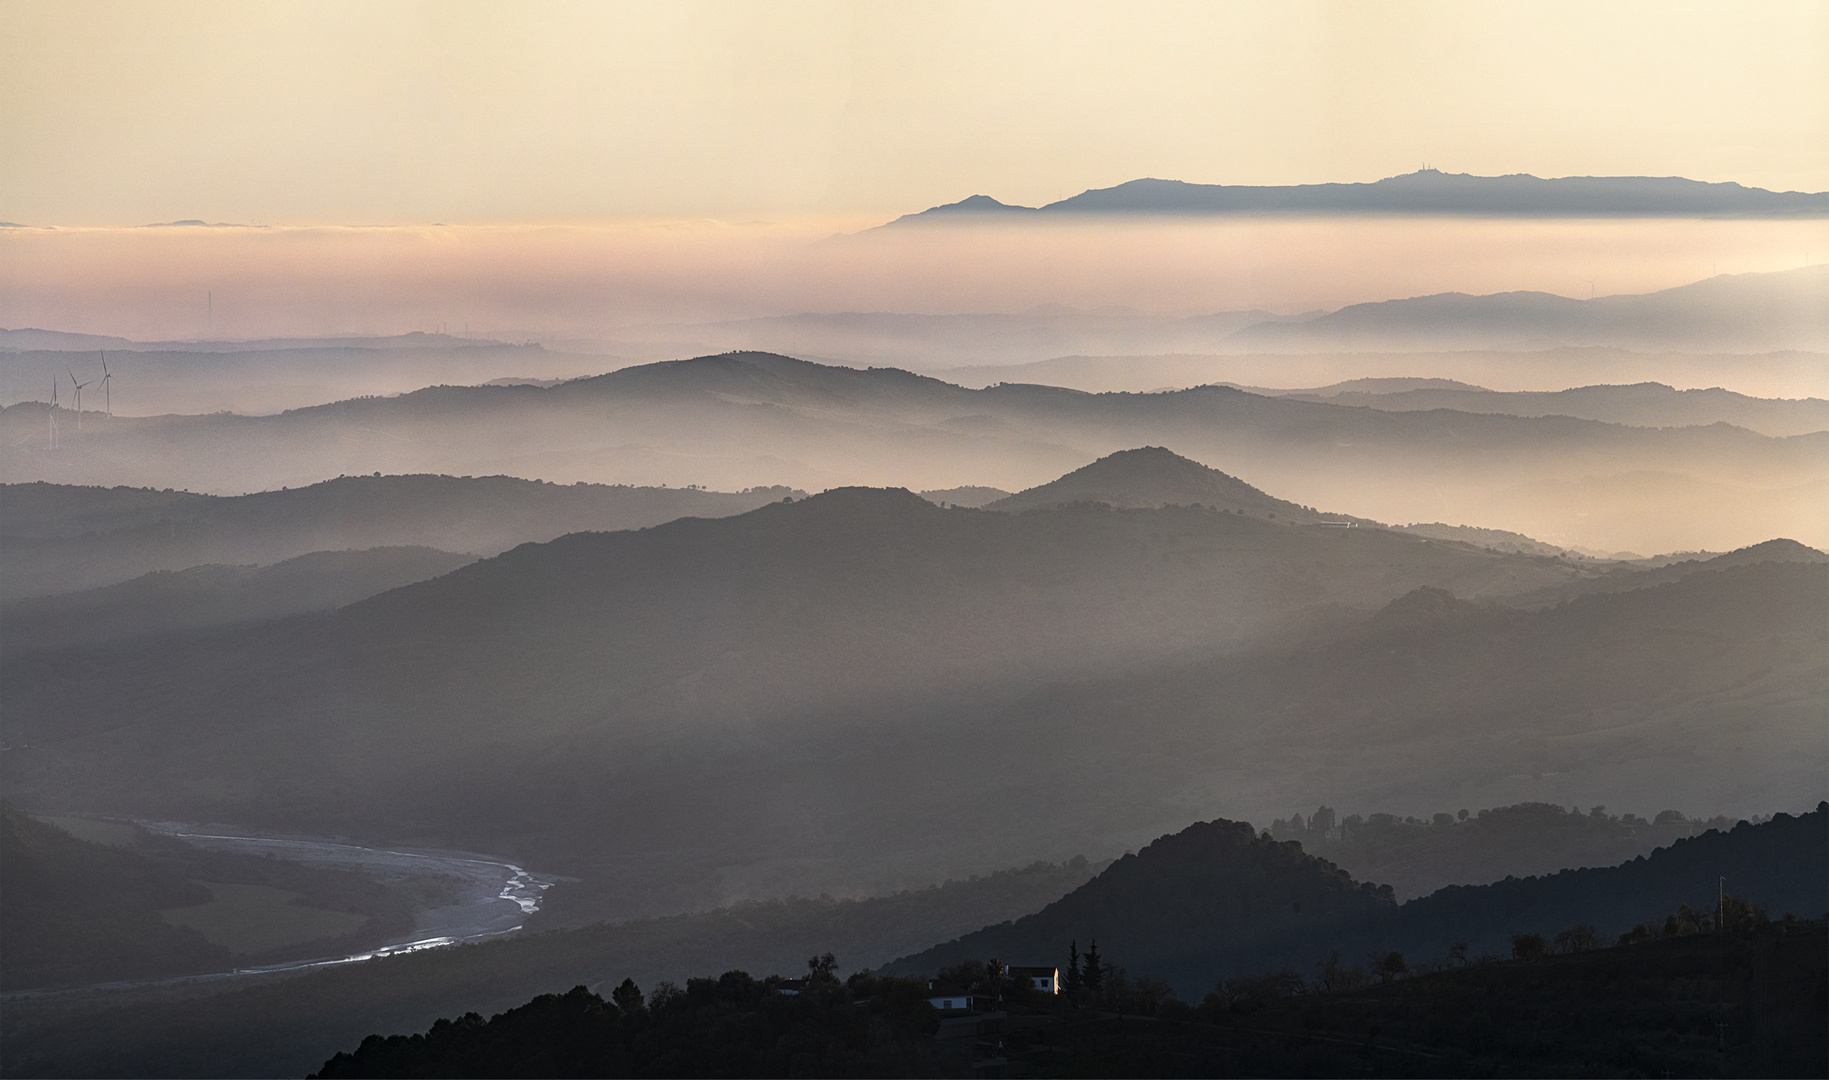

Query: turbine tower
48,379,59,450
68,369,90,433
100,352,113,416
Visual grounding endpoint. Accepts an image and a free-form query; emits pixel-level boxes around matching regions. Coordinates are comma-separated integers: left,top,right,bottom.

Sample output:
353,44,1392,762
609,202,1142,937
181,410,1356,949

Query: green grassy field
160,882,369,956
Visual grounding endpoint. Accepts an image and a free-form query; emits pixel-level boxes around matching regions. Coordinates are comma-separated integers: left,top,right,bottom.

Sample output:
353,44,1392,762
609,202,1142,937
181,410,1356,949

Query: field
159,883,369,956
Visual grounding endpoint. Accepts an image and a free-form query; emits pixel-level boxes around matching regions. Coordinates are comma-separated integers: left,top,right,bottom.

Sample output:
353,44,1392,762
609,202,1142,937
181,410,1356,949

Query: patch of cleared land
160,882,368,955
36,815,138,847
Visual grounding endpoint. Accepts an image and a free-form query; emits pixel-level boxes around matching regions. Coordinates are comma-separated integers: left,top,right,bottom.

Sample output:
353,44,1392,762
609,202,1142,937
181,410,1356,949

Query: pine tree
1082,939,1104,1004
1064,939,1082,997
610,977,644,1013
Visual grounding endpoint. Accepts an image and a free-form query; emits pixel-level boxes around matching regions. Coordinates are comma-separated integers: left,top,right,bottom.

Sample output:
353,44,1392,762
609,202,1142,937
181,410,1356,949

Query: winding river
7,824,556,999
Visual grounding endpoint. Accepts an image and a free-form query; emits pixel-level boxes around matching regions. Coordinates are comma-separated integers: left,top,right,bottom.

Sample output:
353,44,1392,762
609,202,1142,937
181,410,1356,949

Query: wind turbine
100,353,112,416
68,369,90,433
48,379,59,450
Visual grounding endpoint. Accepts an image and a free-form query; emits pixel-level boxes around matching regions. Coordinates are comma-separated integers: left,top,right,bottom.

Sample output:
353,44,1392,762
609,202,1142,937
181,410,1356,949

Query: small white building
925,982,978,1012
1007,966,1060,994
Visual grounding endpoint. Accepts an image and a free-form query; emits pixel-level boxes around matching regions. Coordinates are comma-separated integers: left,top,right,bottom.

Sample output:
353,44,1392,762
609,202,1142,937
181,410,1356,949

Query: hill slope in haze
0,336,612,416
0,474,800,597
1,465,1604,917
4,349,1821,553
936,347,1827,402
960,559,1827,849
0,802,226,991
5,459,1819,921
1281,380,1829,438
1,546,475,653
1227,265,1828,353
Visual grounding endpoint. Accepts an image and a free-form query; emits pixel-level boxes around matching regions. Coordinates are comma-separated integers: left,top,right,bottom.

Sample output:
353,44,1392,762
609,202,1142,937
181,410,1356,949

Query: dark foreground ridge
887,804,1829,994
308,923,1828,1078
303,807,1828,1078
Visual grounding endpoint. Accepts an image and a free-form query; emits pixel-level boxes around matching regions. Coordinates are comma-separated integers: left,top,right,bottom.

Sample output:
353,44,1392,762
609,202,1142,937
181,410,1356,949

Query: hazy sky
4,0,1826,226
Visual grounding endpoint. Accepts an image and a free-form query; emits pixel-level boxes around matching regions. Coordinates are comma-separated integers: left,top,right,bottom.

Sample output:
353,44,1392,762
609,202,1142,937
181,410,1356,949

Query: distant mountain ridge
1223,266,1829,352
6,346,1821,554
1277,380,1829,438
884,170,1829,225
0,328,500,353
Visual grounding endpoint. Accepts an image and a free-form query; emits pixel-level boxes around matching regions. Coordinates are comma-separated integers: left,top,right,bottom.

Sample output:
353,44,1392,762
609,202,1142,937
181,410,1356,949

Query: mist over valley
5,143,1827,1077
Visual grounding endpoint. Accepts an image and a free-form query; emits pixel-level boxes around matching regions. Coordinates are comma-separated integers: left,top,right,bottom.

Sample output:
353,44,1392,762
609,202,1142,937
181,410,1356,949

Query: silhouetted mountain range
0,457,1602,914
1272,380,1829,438
936,347,1826,401
5,349,1820,553
5,452,1819,923
888,804,1828,994
883,170,1829,225
607,271,1826,371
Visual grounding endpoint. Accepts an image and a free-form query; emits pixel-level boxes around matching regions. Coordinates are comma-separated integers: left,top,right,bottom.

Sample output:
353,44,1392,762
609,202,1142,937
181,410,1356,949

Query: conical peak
987,446,1302,515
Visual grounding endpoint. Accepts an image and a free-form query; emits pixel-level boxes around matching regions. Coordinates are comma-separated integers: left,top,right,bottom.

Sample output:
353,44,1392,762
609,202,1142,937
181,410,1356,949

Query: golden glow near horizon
3,0,1825,227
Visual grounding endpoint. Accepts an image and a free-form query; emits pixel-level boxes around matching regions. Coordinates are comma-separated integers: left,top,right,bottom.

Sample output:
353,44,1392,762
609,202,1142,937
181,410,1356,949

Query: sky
2,0,1825,339
4,0,1826,226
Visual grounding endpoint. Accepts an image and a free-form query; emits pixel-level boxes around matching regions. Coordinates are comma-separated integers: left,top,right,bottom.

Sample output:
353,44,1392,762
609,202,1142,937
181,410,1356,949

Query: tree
610,977,644,1014
1510,932,1548,960
1082,939,1105,1004
1369,950,1407,983
1664,904,1709,937
1552,924,1602,954
648,980,682,1011
997,961,1037,1009
1314,950,1365,992
806,952,838,985
1719,894,1766,935
936,959,989,994
1064,940,1082,998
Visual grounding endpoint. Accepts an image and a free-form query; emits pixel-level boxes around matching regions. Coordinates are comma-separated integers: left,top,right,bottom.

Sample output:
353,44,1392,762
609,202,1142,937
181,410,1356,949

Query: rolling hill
0,546,475,653
1,452,1606,917
4,349,1822,554
0,474,799,597
4,451,1819,925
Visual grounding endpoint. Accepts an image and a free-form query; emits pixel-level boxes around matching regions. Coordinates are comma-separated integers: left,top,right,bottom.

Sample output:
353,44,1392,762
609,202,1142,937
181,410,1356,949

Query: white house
1007,966,1060,994
925,981,978,1012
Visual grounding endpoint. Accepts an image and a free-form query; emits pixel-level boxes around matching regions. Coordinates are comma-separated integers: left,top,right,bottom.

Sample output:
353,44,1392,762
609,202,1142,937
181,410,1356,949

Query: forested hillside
888,804,1827,995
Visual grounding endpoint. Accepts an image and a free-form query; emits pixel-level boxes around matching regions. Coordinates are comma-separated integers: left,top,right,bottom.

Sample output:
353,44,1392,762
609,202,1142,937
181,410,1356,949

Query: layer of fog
7,216,1823,341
